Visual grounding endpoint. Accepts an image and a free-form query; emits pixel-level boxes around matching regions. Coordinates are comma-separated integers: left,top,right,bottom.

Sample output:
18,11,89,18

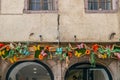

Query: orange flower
6,46,10,51
39,54,44,60
14,56,18,62
9,58,14,64
85,50,91,55
45,46,50,50
92,44,99,52
68,52,72,58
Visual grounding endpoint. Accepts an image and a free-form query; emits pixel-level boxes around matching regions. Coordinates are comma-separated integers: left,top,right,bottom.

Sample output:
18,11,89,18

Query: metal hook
74,35,77,41
109,32,116,40
39,35,43,41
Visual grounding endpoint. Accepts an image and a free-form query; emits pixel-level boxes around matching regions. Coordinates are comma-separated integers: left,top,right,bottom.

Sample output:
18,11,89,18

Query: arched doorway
65,62,112,80
6,60,54,80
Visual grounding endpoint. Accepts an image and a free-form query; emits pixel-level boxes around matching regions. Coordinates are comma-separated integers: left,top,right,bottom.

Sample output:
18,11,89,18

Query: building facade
0,0,120,80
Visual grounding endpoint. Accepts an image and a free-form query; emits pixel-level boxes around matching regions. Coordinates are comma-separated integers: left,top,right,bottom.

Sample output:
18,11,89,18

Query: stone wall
0,0,119,42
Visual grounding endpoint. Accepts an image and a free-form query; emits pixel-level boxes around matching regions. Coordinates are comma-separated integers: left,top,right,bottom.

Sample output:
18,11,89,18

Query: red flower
92,44,99,52
0,43,5,48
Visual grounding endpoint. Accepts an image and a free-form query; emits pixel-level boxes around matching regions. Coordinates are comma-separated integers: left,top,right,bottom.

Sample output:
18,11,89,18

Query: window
65,63,113,80
85,0,118,13
6,60,54,80
24,0,57,13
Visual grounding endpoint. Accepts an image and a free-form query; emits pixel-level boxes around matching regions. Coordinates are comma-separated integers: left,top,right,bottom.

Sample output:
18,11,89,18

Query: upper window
85,0,118,13
24,0,57,13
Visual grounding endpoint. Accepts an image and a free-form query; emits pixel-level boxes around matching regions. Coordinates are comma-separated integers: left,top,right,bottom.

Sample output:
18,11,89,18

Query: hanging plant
90,52,96,67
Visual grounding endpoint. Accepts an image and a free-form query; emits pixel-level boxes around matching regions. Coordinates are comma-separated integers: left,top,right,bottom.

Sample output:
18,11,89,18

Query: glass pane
35,3,40,10
88,0,93,2
93,2,98,10
100,2,105,10
30,0,36,3
88,2,92,10
93,0,98,2
106,2,112,10
66,69,83,80
106,0,111,1
8,62,51,80
89,69,109,80
101,0,105,2
88,2,98,10
43,2,48,10
29,4,36,10
36,0,40,2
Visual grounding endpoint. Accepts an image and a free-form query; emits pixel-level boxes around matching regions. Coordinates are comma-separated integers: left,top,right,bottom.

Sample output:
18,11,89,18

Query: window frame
24,0,58,13
85,0,119,13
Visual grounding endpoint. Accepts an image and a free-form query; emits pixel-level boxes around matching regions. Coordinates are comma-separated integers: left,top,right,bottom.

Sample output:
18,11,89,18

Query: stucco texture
0,0,120,42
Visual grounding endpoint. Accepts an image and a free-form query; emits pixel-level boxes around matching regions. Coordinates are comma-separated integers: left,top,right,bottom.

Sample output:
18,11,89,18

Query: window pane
43,0,48,10
106,0,111,1
36,3,41,10
36,0,40,2
89,69,109,80
87,0,113,11
88,2,92,10
106,2,112,10
100,2,105,10
93,2,98,10
101,0,105,2
43,2,48,10
29,4,36,10
29,0,40,10
93,0,98,2
88,1,98,10
30,0,36,3
28,0,54,11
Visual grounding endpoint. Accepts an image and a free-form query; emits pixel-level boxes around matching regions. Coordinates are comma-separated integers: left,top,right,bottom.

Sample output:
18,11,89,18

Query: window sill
23,10,58,14
85,9,118,13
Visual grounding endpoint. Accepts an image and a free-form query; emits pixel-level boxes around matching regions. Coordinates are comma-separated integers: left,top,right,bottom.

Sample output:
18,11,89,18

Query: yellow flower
13,56,18,62
103,54,107,59
75,51,81,57
37,45,40,50
101,54,107,59
2,50,5,55
33,46,37,51
75,51,78,56
77,53,81,57
0,51,2,56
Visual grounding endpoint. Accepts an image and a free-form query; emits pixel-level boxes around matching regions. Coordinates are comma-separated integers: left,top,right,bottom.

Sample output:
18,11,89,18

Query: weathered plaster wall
0,0,120,42
1,0,24,14
59,0,120,42
0,14,58,42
